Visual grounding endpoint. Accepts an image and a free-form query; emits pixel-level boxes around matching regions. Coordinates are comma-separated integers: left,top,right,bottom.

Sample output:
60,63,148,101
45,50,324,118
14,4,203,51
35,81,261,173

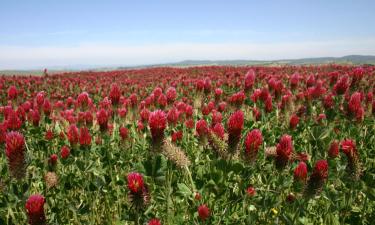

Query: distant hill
133,55,375,68
2,55,375,75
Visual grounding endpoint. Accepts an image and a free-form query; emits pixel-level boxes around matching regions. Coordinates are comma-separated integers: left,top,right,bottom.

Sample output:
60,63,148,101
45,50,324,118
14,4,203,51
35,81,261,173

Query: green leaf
177,183,192,197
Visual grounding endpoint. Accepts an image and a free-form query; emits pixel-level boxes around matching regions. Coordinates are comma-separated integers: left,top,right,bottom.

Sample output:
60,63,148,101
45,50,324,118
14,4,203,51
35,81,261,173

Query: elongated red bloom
47,154,58,172
269,78,283,96
16,105,26,121
85,111,93,125
289,114,299,129
127,172,150,209
276,134,293,168
348,92,364,122
252,107,261,121
366,92,374,105
153,87,163,99
127,172,144,194
306,74,316,87
140,108,150,122
157,94,167,108
60,146,70,159
67,124,79,146
333,75,349,95
137,120,145,132
166,87,177,103
341,139,361,179
118,107,127,119
211,110,222,127
28,109,40,127
217,101,227,112
211,123,225,140
109,83,121,105
0,122,7,143
323,94,334,109
227,110,244,153
8,85,18,100
207,101,215,111
290,72,300,89
6,109,22,130
171,130,183,142
35,91,45,107
77,112,86,124
5,131,26,179
119,126,129,141
96,109,109,131
352,67,364,83
49,154,58,165
307,80,326,99
244,129,263,159
184,105,193,118
265,95,273,113
215,88,223,101
204,78,211,94
244,69,255,91
79,127,92,146
201,105,210,116
280,94,292,110
25,194,46,225
42,100,51,116
129,93,138,107
294,161,308,182
196,79,204,91
196,119,209,137
341,139,357,157
230,91,246,107
348,92,361,111
198,204,210,221
304,160,328,197
328,140,339,158
251,89,262,103
77,92,90,108
167,107,180,126
185,119,194,129
149,110,167,145
312,160,328,179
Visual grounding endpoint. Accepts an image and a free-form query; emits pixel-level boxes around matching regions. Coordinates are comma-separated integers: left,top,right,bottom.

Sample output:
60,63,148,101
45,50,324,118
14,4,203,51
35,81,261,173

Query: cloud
0,39,375,69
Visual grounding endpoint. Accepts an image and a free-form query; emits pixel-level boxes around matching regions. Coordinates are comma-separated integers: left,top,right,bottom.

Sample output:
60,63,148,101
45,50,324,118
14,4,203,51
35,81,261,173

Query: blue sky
0,0,374,69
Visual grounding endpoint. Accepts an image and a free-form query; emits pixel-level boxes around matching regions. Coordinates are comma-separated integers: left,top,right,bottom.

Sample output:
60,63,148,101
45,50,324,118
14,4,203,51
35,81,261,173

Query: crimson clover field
0,65,374,224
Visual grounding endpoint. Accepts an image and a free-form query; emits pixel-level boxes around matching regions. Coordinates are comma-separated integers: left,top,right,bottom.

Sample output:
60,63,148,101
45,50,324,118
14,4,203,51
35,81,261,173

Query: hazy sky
1,0,375,69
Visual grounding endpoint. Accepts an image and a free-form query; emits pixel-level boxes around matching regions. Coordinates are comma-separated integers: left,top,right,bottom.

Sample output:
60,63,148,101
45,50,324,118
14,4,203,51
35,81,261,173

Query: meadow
0,65,374,224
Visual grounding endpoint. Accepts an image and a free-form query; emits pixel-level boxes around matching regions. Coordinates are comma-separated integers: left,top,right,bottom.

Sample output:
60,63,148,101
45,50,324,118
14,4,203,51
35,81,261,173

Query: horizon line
0,54,374,72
